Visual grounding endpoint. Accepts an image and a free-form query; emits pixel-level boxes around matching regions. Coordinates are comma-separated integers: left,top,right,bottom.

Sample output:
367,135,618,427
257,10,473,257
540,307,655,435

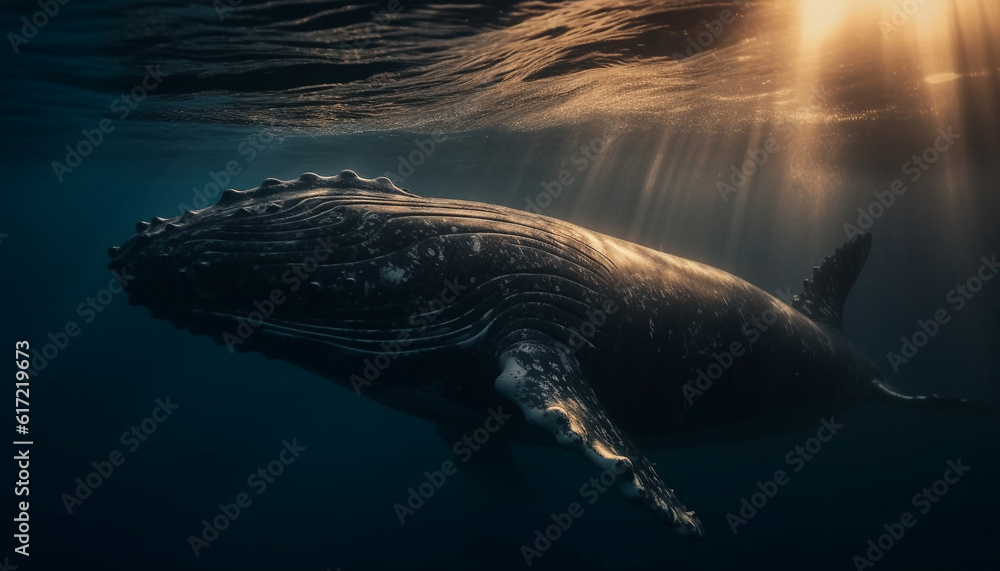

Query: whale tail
870,379,994,414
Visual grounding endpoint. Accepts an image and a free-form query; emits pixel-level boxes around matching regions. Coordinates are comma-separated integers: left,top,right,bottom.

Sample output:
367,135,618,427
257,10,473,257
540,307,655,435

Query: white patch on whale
380,263,407,284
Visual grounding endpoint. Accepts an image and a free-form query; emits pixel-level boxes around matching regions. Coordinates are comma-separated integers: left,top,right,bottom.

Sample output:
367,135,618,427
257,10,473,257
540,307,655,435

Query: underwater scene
1,0,998,569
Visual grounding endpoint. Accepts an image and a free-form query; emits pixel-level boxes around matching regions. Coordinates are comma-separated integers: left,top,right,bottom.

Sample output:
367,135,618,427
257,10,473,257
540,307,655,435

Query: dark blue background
1,1,998,570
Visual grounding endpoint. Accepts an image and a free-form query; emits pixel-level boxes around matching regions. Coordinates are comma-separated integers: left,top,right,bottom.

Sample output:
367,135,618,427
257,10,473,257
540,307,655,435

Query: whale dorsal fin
792,233,872,332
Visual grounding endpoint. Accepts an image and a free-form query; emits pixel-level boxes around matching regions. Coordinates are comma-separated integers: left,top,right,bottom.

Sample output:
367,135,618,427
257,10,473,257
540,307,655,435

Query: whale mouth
106,218,218,324
107,240,245,341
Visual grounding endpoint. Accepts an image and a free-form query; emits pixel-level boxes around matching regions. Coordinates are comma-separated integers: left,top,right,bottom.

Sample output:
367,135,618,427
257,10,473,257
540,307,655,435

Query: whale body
108,170,989,536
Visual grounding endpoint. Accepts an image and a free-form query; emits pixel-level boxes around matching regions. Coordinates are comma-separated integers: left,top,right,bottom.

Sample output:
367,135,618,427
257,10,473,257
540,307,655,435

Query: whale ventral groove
107,170,994,538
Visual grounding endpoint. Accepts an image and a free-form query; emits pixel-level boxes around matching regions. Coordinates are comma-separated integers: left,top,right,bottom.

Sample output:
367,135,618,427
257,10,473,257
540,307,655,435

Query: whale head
106,170,417,346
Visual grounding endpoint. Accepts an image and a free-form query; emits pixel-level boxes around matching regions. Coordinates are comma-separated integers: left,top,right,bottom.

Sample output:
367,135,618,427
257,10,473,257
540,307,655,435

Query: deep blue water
1,1,998,570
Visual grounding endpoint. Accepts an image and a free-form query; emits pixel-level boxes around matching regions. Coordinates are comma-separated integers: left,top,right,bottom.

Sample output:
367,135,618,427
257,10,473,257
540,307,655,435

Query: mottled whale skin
108,170,989,537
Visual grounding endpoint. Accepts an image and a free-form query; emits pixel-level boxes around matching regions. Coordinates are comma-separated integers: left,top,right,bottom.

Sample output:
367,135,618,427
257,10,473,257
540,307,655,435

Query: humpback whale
107,170,990,536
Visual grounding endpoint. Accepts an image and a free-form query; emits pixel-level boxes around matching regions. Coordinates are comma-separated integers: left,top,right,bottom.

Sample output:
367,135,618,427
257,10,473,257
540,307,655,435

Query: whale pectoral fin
494,336,704,537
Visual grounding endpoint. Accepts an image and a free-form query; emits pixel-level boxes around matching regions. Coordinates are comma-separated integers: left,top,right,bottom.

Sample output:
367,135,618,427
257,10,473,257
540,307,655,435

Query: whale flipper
494,333,704,537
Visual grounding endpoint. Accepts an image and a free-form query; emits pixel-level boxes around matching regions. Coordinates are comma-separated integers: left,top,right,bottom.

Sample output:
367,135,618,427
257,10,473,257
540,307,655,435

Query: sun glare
799,0,848,47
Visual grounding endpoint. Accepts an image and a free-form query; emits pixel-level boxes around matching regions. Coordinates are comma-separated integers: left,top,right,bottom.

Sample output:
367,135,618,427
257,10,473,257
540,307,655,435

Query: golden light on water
798,0,848,47
294,0,997,265
637,0,998,263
